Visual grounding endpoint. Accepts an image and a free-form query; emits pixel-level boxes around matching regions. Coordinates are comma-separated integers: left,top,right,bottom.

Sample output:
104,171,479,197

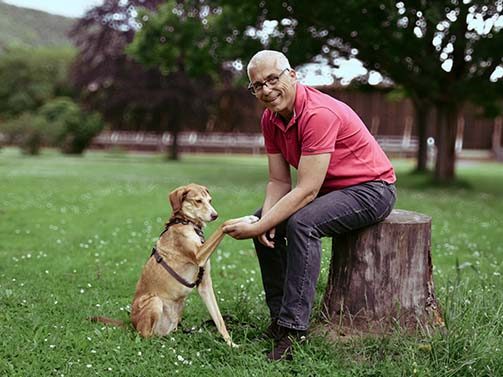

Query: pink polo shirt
261,84,396,193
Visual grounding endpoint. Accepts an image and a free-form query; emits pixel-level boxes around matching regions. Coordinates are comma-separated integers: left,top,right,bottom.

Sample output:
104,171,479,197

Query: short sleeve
300,108,340,155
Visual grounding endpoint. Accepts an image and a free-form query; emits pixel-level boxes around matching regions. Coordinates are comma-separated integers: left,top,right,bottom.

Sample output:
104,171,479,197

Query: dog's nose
211,212,218,221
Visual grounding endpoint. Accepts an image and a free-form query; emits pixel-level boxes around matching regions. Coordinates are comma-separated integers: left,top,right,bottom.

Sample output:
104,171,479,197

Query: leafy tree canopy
0,47,75,119
245,0,503,181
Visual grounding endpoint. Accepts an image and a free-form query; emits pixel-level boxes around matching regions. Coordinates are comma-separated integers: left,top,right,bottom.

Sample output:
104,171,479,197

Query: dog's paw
224,215,259,226
242,215,259,224
227,340,239,348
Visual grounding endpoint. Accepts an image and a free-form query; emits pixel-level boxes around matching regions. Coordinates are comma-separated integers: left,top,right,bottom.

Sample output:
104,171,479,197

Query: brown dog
130,183,257,346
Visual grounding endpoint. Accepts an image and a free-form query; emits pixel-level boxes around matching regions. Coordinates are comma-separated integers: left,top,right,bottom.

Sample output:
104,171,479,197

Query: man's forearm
258,186,317,233
262,180,291,215
223,154,329,241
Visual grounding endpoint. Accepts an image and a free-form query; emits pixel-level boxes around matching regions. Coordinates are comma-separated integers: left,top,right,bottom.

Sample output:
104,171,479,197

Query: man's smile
264,94,281,103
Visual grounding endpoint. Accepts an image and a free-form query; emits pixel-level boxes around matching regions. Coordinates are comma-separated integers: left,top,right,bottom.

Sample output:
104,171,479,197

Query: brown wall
221,85,498,150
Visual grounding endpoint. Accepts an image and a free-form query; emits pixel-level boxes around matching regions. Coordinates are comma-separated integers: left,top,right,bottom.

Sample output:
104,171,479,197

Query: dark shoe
261,320,281,340
266,326,307,361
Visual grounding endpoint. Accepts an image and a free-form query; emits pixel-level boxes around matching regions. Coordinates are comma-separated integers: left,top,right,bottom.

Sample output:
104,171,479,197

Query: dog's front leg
196,226,226,267
197,216,259,266
197,260,238,347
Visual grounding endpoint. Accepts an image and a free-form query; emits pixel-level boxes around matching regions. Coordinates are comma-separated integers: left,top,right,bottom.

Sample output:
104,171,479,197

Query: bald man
223,50,397,361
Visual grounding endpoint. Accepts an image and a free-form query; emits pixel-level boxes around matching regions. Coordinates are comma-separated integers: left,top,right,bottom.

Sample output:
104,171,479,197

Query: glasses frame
247,68,290,95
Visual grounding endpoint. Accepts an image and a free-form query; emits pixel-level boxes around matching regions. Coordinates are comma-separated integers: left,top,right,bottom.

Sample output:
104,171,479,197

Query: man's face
248,59,296,119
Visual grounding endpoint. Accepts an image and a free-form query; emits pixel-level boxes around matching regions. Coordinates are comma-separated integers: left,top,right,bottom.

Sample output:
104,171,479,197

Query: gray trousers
253,180,397,331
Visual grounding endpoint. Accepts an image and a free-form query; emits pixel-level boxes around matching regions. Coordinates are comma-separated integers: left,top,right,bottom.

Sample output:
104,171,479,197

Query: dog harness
150,217,205,288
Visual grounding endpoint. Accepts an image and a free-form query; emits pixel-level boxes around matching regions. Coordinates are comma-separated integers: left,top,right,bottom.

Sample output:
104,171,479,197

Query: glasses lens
267,77,279,86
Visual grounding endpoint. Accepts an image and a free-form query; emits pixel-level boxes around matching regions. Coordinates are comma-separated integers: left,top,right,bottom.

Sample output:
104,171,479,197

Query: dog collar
161,217,205,244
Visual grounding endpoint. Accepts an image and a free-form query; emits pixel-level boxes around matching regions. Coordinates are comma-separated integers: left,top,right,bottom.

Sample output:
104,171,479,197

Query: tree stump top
382,209,431,225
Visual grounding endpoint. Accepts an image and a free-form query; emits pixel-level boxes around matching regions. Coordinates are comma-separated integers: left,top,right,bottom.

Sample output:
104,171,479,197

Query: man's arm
262,153,292,215
257,153,291,247
257,153,330,232
223,153,331,239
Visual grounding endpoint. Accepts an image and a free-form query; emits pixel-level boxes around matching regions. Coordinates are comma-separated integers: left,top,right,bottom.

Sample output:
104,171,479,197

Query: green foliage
126,0,262,159
38,97,105,155
257,1,503,181
271,1,503,109
0,152,502,376
0,47,76,118
0,112,47,155
127,1,263,83
0,1,73,52
128,1,219,78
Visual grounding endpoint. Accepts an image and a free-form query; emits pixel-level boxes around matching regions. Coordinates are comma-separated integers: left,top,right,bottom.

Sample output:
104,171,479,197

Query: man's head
247,50,297,120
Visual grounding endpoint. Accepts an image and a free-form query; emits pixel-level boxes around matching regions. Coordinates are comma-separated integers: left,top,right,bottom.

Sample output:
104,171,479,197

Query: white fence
91,131,266,154
91,131,426,156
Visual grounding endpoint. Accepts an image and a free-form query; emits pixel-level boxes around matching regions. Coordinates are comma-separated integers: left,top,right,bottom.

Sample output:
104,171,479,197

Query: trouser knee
286,210,313,238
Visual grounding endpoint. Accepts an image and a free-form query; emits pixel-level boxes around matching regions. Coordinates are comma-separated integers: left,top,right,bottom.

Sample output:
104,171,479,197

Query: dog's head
169,184,218,225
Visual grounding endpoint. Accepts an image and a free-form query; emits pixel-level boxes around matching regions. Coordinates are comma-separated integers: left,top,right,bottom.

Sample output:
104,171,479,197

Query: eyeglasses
247,68,289,95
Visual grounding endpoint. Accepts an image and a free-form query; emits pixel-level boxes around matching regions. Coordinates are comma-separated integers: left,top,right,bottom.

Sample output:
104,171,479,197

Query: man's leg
252,208,288,322
277,181,396,331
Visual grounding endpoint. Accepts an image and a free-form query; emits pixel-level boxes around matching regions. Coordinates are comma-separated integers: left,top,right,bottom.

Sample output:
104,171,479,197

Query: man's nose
262,84,273,95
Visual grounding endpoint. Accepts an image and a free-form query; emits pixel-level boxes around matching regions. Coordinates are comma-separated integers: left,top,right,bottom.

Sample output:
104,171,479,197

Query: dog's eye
196,199,203,204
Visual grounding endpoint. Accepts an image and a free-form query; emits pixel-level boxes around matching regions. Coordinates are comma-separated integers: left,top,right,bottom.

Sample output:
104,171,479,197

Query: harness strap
150,248,205,288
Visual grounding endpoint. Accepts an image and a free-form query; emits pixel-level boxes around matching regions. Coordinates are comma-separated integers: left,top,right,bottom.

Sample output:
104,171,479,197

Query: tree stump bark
322,209,444,334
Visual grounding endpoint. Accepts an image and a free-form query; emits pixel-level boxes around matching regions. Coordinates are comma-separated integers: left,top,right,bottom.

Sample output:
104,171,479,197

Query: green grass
1,147,502,376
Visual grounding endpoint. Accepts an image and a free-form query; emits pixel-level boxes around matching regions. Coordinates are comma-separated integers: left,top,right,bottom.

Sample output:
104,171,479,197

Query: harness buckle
152,248,163,263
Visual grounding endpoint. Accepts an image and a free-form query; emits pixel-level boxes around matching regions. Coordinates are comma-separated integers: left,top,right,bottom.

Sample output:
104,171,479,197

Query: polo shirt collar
270,83,307,132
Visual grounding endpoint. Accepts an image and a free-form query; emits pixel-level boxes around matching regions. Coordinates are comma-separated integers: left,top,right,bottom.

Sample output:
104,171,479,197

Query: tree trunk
322,209,444,334
492,117,502,161
170,128,179,161
413,101,430,173
167,109,181,161
434,105,458,183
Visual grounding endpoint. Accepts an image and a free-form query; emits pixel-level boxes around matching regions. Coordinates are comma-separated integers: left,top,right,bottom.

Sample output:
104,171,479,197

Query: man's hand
257,227,275,248
222,221,262,240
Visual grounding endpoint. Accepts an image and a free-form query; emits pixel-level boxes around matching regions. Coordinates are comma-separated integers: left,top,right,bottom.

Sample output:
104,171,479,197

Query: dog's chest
185,228,204,245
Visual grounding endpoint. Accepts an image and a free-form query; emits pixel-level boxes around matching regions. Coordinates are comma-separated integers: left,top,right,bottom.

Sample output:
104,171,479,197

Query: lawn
0,147,502,376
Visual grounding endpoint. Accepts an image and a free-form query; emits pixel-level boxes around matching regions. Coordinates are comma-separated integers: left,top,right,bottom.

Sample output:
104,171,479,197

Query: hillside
0,1,74,52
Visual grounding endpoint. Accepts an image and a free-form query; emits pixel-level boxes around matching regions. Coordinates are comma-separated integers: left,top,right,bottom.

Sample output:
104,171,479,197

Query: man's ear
169,186,189,214
289,69,297,81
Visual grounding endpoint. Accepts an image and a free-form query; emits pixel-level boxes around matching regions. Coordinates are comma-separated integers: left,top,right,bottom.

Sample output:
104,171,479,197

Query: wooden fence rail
91,131,266,154
91,131,429,156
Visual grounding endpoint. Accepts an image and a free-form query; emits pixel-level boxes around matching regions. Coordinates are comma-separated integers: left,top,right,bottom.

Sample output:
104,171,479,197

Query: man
223,50,396,361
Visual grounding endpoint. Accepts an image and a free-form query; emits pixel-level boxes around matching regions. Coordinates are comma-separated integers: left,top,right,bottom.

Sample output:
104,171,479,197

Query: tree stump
322,209,444,334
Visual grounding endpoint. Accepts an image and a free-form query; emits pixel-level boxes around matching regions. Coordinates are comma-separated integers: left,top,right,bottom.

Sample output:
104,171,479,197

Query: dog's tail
88,316,126,327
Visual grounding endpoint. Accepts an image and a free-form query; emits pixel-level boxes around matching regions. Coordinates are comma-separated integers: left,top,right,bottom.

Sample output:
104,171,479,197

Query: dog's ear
169,186,189,214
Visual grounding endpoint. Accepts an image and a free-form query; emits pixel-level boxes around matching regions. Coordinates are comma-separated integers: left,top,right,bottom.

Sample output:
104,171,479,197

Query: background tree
0,112,47,155
69,0,213,160
0,47,75,119
258,0,503,182
125,0,219,160
126,0,272,158
0,47,76,155
38,97,105,155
